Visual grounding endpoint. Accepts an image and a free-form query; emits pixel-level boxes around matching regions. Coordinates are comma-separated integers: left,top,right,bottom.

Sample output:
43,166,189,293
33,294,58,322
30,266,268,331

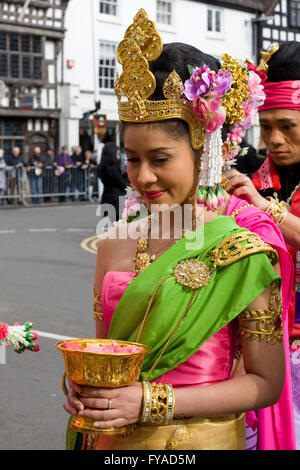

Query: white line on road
28,228,57,232
34,330,79,341
0,228,95,235
67,228,94,232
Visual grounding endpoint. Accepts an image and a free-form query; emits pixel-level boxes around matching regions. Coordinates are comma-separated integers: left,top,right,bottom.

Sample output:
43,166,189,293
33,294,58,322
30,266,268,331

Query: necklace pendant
136,237,148,252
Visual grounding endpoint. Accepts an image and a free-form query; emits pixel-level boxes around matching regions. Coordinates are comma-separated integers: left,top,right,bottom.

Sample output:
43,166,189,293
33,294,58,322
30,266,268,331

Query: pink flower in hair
246,61,267,83
227,125,244,145
245,71,266,109
205,108,226,133
191,96,209,119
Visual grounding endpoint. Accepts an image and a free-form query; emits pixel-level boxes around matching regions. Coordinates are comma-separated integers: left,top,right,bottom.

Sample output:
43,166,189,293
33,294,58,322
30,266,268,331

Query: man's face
12,147,20,158
259,109,300,167
34,147,41,156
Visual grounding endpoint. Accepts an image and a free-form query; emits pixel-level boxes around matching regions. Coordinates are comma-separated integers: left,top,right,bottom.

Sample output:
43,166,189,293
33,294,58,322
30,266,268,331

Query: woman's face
259,109,300,167
124,123,199,210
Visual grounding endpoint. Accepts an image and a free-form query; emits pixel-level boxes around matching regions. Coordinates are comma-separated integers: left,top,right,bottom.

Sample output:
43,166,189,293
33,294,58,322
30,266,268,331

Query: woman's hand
64,381,143,429
63,380,84,417
224,169,269,211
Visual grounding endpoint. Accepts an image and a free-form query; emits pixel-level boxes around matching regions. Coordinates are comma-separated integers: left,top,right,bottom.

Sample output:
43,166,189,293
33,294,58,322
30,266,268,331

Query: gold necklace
132,214,201,278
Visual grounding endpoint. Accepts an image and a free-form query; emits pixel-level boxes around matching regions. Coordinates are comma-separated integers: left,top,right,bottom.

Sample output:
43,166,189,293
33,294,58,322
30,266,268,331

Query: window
207,8,222,33
99,0,118,16
0,33,43,81
0,119,25,160
157,0,172,26
290,0,300,27
99,42,116,90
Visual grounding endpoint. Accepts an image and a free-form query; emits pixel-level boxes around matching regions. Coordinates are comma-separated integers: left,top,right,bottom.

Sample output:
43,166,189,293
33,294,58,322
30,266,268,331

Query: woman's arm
225,168,300,250
65,269,285,428
93,237,109,339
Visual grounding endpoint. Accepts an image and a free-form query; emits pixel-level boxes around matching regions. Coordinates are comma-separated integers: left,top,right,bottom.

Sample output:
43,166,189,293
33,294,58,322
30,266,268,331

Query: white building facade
60,0,260,151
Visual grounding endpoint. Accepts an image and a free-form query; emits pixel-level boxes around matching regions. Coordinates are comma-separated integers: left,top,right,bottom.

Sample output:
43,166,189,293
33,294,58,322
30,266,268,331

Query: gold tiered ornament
56,338,151,436
115,8,205,150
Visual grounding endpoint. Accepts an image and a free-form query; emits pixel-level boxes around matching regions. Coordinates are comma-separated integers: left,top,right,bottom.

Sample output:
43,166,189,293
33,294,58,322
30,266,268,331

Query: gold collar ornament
115,8,205,150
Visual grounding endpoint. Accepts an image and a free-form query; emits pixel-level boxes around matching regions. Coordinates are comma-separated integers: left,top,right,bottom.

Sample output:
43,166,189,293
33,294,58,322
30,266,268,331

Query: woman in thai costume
225,41,300,449
63,10,285,450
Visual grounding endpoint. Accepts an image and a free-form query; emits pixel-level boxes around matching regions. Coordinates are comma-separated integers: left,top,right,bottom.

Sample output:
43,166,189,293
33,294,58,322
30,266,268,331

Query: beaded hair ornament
115,9,266,210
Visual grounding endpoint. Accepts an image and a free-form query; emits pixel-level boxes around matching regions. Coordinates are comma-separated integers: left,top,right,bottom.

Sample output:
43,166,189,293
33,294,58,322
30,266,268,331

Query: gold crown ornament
257,42,280,74
115,8,205,150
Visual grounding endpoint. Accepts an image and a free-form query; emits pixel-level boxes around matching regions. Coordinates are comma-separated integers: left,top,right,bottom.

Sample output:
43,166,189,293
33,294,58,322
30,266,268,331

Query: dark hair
98,142,120,178
149,43,220,100
266,41,300,82
122,43,231,143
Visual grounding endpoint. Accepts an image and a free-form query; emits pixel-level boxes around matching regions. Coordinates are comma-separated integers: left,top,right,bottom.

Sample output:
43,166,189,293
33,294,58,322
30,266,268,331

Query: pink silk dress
226,195,296,450
102,271,239,389
100,196,296,450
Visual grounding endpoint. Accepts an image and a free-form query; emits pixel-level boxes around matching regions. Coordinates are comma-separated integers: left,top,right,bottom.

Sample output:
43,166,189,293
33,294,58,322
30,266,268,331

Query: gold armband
239,281,283,344
93,286,104,321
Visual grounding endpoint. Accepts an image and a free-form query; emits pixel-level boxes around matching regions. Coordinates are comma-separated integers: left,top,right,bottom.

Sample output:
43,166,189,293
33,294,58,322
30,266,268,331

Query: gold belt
83,413,246,450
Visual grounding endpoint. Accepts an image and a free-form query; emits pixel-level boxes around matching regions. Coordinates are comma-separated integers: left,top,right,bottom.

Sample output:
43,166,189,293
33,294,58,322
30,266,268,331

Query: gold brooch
174,259,212,290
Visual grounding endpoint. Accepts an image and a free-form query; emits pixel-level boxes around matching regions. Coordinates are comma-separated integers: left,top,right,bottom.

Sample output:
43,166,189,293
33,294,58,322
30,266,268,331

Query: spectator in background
71,145,85,201
56,146,74,203
5,146,26,205
41,147,55,203
27,146,43,203
0,149,12,205
97,142,127,220
83,150,97,202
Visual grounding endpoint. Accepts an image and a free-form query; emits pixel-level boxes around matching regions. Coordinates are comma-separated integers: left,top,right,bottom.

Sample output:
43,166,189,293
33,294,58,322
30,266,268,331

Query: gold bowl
56,338,151,436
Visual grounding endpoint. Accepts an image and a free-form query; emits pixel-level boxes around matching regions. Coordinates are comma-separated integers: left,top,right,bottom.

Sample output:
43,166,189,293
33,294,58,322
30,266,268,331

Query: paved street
0,203,100,450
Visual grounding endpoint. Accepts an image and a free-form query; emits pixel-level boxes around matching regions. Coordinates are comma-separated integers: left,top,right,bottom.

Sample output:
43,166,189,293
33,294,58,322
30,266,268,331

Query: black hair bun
149,42,220,100
267,41,300,82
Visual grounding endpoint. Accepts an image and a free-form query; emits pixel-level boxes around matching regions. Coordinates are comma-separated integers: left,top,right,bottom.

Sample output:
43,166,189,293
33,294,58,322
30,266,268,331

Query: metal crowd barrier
0,166,99,205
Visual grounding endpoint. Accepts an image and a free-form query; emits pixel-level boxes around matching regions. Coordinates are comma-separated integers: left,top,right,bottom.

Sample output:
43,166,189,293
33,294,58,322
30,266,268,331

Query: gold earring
221,175,231,192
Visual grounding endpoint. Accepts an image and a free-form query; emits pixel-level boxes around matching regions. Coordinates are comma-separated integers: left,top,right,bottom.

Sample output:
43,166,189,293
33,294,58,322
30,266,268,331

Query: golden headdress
115,8,205,150
115,9,267,210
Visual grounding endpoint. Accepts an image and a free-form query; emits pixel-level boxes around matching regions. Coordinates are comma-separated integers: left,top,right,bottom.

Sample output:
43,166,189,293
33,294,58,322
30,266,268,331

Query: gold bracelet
93,311,104,321
93,286,103,320
140,381,151,423
265,197,288,225
147,383,175,425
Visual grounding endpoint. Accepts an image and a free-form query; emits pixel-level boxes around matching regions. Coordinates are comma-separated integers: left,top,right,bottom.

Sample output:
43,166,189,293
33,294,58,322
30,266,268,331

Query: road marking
0,230,16,234
28,228,57,232
80,235,99,255
34,330,79,341
67,228,95,233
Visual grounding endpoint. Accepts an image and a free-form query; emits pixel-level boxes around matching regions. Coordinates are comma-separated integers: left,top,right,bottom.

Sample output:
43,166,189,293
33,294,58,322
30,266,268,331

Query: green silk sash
108,216,280,382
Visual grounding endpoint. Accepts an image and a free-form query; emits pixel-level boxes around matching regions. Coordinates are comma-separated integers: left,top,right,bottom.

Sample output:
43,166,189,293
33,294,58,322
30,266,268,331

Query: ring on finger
107,398,112,410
